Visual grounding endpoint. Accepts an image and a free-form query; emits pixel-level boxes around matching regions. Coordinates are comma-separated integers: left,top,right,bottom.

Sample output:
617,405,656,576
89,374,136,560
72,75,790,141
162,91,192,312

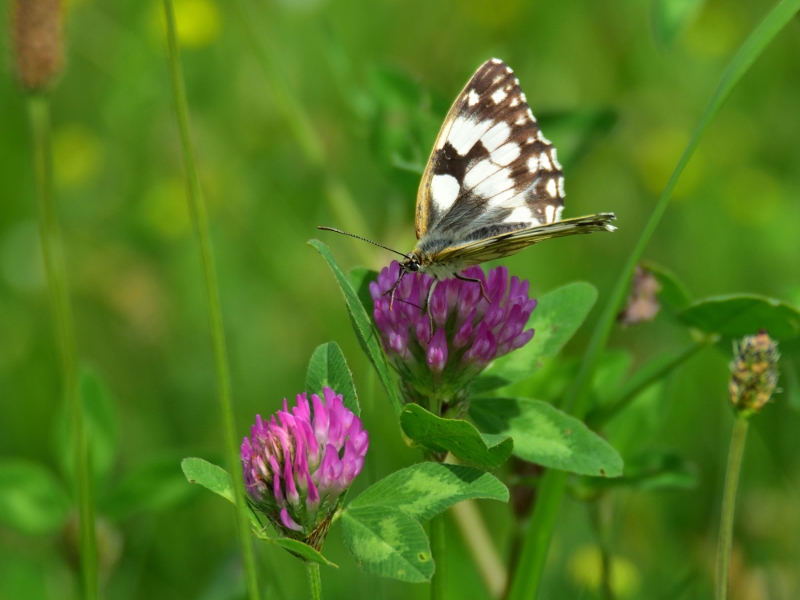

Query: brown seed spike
11,0,64,92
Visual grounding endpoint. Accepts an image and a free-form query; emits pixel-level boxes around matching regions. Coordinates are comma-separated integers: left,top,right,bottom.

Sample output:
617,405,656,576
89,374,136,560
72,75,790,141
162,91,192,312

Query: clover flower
370,262,536,410
241,387,369,549
729,331,780,417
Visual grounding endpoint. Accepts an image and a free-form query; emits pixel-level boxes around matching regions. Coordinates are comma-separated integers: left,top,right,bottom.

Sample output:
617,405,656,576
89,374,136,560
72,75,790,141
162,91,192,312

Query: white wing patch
480,121,510,152
448,115,494,156
430,174,460,212
505,206,532,223
492,142,520,166
546,178,558,197
491,88,507,104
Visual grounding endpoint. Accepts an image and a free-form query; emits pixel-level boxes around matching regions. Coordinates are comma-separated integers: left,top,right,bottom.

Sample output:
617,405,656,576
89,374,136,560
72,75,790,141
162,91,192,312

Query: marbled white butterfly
322,58,616,306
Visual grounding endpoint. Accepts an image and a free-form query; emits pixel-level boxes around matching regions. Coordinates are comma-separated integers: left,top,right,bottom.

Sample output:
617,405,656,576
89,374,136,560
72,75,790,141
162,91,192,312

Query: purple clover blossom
241,387,369,548
370,262,536,409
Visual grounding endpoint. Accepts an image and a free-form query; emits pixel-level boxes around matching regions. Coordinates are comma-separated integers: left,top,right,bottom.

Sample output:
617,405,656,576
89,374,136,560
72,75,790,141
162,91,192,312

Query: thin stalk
589,499,614,600
716,416,749,600
161,3,260,599
305,563,323,600
508,1,800,597
28,94,98,600
451,500,507,599
588,337,713,427
430,512,448,600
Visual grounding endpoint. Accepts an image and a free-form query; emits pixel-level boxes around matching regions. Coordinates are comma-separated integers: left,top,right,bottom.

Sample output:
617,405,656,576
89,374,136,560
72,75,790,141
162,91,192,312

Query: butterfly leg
383,268,407,311
424,278,438,335
454,273,491,305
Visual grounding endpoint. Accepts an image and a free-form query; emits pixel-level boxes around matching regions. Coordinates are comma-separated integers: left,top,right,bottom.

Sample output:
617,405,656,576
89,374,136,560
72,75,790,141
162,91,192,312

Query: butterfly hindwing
433,213,617,266
416,58,565,242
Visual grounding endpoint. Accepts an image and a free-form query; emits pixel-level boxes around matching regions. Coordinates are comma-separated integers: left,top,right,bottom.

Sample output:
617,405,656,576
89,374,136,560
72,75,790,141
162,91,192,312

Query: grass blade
161,3,260,598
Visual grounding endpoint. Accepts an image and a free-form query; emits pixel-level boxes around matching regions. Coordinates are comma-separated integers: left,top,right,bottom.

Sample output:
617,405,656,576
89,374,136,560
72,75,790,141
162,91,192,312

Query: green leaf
309,239,403,415
103,457,199,521
350,462,508,522
784,357,800,412
474,282,597,393
652,0,705,47
400,404,513,469
641,260,693,313
306,342,360,416
0,460,71,535
181,458,259,527
470,398,623,477
341,505,433,582
591,350,633,406
274,538,338,567
349,267,378,316
56,367,120,484
678,294,800,340
576,451,697,493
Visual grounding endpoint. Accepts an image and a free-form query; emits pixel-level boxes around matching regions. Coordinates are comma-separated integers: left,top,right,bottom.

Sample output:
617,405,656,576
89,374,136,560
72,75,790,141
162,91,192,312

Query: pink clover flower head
370,261,536,408
241,387,368,547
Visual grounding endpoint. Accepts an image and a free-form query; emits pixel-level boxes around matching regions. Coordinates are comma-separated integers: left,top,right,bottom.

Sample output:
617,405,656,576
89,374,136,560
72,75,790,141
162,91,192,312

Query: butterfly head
401,253,421,273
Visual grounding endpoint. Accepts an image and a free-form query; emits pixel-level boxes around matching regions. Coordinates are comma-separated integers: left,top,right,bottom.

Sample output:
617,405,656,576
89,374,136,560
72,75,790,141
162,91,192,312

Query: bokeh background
2,0,800,598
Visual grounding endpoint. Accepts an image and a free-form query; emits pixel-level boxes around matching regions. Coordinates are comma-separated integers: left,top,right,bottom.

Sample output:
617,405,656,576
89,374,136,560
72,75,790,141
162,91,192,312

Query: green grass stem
306,562,323,600
716,416,749,600
28,94,98,600
430,511,448,600
507,1,800,597
161,2,260,598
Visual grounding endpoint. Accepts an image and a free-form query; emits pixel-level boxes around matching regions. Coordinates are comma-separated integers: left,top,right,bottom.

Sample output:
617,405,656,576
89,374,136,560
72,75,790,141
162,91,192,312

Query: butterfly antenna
317,227,408,258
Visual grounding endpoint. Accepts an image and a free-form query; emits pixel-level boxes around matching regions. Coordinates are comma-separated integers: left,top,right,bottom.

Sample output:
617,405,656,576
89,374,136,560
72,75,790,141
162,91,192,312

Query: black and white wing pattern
415,58,566,244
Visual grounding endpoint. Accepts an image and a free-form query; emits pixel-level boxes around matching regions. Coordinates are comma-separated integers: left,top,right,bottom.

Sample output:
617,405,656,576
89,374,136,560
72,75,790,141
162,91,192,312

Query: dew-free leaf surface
470,398,623,477
474,282,597,393
350,462,508,522
400,404,513,469
309,239,403,414
678,294,800,339
0,460,71,535
341,505,433,582
306,341,360,416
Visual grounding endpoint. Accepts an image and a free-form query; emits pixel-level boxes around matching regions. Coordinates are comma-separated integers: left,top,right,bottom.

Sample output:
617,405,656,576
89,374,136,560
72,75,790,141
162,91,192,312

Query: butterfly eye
405,259,420,272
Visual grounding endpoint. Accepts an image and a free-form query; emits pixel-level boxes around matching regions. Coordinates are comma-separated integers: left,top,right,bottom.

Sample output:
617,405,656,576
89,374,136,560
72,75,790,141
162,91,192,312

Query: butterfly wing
433,213,617,266
415,58,566,243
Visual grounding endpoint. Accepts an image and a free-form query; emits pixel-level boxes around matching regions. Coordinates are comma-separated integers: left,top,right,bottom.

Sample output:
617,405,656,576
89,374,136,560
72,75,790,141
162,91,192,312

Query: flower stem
589,498,614,600
716,415,749,600
430,512,448,600
305,563,323,600
161,2,260,599
450,500,507,599
27,94,98,600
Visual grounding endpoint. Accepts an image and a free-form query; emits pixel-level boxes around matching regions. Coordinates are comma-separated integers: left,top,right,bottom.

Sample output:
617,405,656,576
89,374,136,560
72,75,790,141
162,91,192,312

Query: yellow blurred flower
634,127,705,200
140,178,191,238
151,0,221,49
568,545,641,597
52,124,103,188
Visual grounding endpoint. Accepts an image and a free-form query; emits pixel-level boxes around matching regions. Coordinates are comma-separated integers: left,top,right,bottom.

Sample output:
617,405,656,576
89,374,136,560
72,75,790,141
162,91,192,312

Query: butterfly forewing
416,58,565,242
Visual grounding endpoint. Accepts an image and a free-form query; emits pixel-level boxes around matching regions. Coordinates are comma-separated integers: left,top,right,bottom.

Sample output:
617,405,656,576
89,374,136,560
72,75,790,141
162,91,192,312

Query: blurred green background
2,0,800,598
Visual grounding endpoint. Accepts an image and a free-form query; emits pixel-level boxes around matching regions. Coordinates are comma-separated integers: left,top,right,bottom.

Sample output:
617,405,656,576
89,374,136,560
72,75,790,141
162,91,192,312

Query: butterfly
321,58,616,307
